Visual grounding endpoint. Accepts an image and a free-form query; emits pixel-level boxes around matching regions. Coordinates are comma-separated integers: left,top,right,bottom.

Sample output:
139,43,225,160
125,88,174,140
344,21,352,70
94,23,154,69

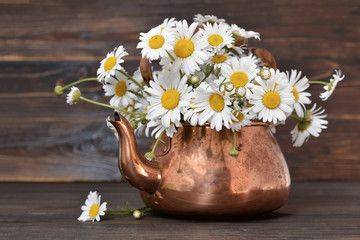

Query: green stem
308,81,330,86
165,50,175,61
129,90,146,99
61,78,98,90
232,131,237,150
151,130,165,154
118,69,150,96
79,96,145,116
290,115,302,122
201,65,214,84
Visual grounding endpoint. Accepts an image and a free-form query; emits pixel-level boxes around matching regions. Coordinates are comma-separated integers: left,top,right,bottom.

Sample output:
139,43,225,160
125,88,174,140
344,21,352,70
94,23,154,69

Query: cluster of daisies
61,14,345,152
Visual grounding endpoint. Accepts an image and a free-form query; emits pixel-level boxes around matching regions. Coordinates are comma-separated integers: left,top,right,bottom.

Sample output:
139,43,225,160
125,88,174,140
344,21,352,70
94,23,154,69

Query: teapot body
140,123,290,216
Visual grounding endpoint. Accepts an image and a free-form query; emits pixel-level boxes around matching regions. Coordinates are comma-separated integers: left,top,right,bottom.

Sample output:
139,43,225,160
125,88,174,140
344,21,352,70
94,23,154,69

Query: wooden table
1,182,359,239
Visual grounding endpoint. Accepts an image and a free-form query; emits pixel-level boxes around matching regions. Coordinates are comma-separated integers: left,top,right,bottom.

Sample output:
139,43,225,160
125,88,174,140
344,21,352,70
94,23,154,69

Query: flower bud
224,82,234,92
144,152,156,162
259,68,271,80
133,210,142,220
130,120,138,129
235,87,246,98
188,75,200,85
228,149,239,157
54,86,64,96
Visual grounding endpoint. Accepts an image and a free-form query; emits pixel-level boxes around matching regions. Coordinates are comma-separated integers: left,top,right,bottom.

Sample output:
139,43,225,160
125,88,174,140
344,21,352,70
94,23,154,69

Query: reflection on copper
111,114,290,216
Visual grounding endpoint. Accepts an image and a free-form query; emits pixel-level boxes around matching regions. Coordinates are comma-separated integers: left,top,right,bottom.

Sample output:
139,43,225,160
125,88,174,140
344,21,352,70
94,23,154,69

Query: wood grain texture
0,182,359,239
0,0,359,181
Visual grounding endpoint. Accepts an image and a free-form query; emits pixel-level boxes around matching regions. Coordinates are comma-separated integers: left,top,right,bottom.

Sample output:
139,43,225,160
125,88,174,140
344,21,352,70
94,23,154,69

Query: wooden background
0,0,359,181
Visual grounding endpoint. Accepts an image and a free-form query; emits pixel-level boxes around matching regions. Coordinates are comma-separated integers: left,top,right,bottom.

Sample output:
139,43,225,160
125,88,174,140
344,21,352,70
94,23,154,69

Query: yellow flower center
263,91,281,109
174,39,194,58
291,86,299,102
148,35,165,49
115,81,127,96
161,89,180,110
89,204,99,218
209,93,225,112
230,72,248,88
104,57,117,72
233,111,245,123
212,54,227,63
208,34,224,46
125,104,134,111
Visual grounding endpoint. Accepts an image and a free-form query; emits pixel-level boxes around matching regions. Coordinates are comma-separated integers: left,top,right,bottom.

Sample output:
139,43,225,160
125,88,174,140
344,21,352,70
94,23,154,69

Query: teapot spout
110,112,162,195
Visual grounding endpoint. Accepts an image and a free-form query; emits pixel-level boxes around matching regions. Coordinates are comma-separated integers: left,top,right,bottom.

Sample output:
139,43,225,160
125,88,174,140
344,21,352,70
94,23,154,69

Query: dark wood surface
0,182,359,239
0,0,360,181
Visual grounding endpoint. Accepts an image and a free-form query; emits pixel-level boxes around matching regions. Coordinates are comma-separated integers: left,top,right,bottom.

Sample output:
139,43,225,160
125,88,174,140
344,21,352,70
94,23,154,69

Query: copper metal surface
110,113,162,194
139,57,153,86
111,114,291,216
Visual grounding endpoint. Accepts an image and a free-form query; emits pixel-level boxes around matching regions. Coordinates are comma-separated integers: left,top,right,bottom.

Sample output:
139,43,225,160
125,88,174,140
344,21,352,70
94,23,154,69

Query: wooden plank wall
0,0,359,181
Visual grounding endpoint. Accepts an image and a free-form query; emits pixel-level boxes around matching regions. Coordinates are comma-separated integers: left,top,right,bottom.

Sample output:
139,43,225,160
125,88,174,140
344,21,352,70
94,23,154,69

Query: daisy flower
286,70,311,118
66,86,81,105
193,14,226,25
203,22,234,50
162,20,209,75
97,46,128,82
145,71,192,128
137,26,175,61
103,70,138,109
320,69,345,101
250,70,295,124
147,119,181,138
230,107,254,131
160,18,177,29
78,191,107,222
230,24,260,40
191,83,235,131
291,104,328,147
221,55,259,91
208,50,233,70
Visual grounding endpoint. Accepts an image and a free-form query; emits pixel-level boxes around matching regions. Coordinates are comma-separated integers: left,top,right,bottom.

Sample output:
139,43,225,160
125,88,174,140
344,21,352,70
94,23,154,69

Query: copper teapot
110,112,290,216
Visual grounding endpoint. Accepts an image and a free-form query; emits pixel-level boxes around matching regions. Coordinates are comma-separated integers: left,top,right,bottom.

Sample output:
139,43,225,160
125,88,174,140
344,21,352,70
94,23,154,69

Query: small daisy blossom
286,70,311,118
221,55,259,91
78,191,107,222
230,105,254,131
103,70,138,109
162,20,209,75
250,70,295,124
137,26,175,61
191,83,236,131
193,14,226,25
320,69,345,101
208,50,233,70
145,71,192,128
66,86,81,105
230,24,260,40
291,104,328,147
97,46,128,82
147,118,181,138
203,22,234,50
160,18,177,29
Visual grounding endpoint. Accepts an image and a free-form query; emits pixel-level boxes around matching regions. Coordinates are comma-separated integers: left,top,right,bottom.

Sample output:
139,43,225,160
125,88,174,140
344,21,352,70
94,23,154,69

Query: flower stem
151,130,165,154
61,78,98,90
79,96,145,116
308,81,330,86
232,131,237,150
165,50,175,61
290,115,302,122
118,69,150,96
201,65,214,84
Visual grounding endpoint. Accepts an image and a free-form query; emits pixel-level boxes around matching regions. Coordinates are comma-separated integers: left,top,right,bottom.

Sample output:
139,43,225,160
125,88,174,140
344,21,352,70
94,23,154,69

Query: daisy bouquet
56,13,344,159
